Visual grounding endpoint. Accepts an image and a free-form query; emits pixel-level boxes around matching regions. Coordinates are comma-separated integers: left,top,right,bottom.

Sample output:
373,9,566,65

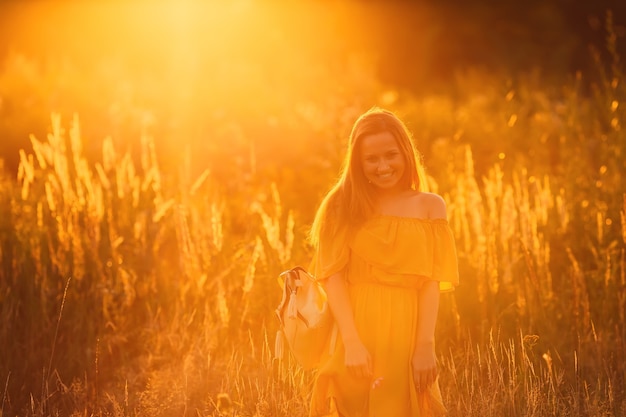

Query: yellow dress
310,216,459,417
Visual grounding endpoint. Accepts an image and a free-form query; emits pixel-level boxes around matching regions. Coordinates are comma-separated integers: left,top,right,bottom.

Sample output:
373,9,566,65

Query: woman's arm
324,272,372,379
415,280,440,345
412,192,446,389
412,280,440,390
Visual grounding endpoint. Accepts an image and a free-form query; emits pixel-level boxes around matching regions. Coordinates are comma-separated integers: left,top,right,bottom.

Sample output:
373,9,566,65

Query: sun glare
5,0,399,135
12,0,293,74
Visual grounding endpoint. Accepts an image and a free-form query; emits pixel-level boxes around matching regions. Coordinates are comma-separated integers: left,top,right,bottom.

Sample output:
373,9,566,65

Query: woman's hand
344,338,372,379
412,341,437,391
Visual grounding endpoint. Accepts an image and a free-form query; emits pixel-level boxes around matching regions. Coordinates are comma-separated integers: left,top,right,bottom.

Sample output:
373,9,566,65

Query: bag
274,266,335,369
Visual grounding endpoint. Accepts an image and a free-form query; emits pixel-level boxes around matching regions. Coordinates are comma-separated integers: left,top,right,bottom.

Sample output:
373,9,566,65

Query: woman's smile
359,131,406,192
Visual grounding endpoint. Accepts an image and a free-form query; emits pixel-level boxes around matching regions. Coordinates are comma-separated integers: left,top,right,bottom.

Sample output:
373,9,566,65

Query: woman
308,107,459,416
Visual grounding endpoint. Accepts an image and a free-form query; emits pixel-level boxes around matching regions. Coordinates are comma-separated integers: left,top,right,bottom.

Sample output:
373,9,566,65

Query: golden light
4,0,390,172
507,114,517,127
5,0,425,111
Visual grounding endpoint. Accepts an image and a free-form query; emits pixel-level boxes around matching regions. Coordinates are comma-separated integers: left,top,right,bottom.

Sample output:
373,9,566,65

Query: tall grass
1,24,625,417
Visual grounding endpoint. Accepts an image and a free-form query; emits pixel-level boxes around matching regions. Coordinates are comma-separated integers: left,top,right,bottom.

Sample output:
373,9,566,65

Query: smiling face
359,131,406,193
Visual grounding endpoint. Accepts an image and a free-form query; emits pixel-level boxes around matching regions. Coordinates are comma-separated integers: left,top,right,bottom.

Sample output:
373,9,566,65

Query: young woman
308,107,459,416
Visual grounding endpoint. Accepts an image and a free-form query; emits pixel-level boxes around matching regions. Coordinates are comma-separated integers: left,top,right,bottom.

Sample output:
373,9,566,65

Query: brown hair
309,107,427,248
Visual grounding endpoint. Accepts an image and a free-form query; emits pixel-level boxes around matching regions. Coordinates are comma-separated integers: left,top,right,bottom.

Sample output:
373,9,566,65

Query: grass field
1,9,625,417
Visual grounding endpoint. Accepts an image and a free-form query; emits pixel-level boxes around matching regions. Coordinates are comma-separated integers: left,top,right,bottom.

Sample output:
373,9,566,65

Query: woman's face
359,131,406,193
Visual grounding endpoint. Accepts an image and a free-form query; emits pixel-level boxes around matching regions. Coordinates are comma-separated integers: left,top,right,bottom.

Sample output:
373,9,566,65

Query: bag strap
275,267,302,325
274,266,315,327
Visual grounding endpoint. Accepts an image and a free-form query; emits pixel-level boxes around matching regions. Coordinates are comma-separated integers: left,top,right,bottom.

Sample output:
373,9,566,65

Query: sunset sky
2,0,623,88
0,0,624,172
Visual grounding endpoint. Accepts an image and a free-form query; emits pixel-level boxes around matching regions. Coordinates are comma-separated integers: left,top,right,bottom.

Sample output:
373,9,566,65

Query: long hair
309,107,427,249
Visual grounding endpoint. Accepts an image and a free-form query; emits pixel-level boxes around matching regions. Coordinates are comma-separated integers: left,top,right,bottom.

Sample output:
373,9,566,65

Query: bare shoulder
392,191,447,219
416,192,447,219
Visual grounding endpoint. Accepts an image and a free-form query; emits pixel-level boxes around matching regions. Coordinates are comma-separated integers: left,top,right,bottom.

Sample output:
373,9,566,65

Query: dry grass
1,22,625,417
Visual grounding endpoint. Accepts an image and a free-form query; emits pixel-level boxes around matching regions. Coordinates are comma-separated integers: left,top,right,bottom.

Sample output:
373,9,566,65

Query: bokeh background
1,0,624,177
0,0,625,416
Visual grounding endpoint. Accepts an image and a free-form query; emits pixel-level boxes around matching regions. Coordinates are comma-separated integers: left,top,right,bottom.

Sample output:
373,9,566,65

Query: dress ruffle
315,216,459,291
309,215,459,417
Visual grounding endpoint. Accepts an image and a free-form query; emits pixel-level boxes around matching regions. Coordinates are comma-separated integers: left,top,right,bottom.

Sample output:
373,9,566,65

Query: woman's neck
374,189,421,216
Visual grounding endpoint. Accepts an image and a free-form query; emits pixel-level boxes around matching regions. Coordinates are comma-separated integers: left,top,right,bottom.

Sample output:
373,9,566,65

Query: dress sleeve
432,223,460,292
309,226,350,282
